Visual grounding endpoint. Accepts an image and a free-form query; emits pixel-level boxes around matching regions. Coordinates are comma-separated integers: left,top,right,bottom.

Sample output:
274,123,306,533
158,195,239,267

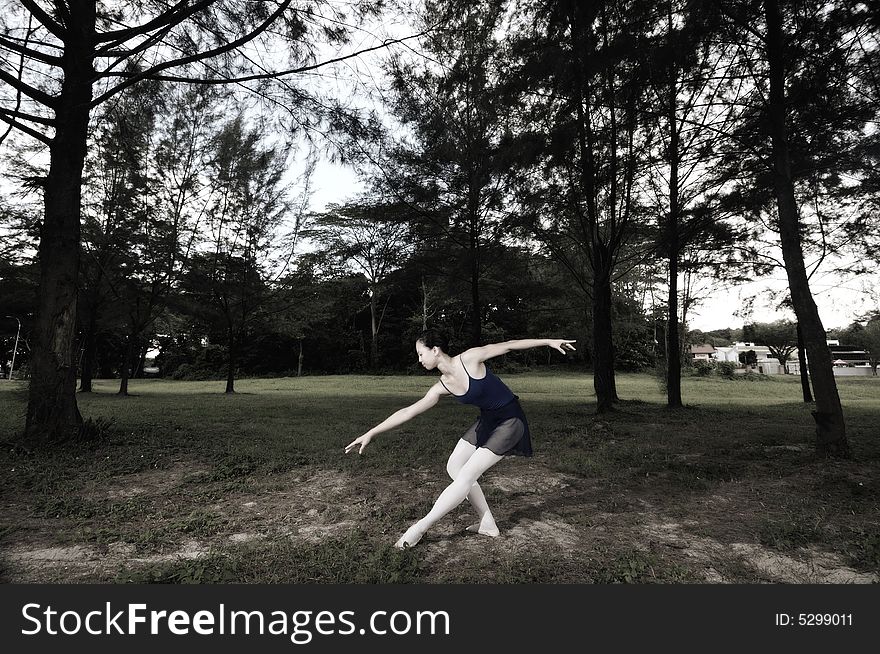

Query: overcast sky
687,275,876,332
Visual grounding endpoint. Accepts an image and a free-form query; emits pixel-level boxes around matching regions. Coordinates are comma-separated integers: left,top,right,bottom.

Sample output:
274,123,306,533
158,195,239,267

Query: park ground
0,372,878,583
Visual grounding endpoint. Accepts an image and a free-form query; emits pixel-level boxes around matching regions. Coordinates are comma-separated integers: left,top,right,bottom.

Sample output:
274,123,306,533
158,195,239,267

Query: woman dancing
345,329,576,548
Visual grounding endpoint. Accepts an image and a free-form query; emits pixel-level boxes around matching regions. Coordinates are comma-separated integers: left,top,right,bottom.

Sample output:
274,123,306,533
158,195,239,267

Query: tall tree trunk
764,0,848,456
79,313,97,393
25,9,97,441
470,255,481,347
369,288,379,368
134,340,147,379
666,46,683,408
225,328,236,394
469,206,482,347
118,333,133,395
98,348,114,379
796,322,812,401
297,339,304,377
592,247,617,413
666,252,682,407
420,277,430,331
570,3,618,412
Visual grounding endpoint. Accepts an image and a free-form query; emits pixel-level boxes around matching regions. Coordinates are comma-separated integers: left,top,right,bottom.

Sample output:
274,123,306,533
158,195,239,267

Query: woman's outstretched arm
344,382,449,455
467,338,576,363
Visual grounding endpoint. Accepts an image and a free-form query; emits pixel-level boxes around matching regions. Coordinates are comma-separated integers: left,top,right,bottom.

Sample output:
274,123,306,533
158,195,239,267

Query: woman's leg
446,439,499,537
396,447,504,548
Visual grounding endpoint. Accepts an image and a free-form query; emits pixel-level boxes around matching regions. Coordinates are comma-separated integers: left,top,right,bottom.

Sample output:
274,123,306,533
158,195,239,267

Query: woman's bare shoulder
460,343,507,365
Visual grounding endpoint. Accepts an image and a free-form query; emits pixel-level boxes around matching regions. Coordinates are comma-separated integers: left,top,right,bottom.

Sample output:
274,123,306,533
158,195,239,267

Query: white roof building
713,342,776,363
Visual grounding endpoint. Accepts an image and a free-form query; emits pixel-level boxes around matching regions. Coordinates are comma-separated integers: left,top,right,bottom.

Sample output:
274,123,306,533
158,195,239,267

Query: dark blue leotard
439,357,533,457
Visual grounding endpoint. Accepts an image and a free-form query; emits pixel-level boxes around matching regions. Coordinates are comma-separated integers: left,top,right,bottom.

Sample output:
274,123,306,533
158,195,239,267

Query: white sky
686,274,876,332
306,159,364,212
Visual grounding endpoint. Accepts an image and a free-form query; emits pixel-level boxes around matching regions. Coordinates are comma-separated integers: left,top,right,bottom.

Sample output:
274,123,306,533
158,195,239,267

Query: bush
693,360,714,376
616,348,655,372
170,363,225,381
716,361,737,379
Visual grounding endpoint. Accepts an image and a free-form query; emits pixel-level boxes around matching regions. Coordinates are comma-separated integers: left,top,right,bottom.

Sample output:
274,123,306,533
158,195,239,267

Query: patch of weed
846,527,880,571
116,531,423,583
759,513,827,551
590,548,697,583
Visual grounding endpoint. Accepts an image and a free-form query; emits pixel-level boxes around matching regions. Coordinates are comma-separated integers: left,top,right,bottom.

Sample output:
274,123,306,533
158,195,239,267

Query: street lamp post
5,316,20,381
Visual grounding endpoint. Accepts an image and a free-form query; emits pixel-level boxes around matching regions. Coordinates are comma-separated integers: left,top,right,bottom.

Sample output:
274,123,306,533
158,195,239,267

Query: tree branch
1,13,35,147
0,66,56,107
0,110,50,144
0,32,62,64
93,0,217,48
97,21,177,75
94,27,435,91
0,106,56,125
90,0,293,107
19,0,67,41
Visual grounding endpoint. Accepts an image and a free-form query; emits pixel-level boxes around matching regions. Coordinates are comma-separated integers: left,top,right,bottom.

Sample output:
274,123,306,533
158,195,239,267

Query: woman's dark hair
417,329,450,353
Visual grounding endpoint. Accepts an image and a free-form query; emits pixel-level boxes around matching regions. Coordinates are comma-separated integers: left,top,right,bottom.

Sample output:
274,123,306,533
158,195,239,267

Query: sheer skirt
461,398,533,457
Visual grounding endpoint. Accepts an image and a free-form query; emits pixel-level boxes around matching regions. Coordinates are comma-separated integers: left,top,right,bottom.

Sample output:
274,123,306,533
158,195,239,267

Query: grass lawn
1,371,878,583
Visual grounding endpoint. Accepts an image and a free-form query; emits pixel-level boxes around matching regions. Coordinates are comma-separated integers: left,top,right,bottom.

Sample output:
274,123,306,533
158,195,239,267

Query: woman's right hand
345,433,373,455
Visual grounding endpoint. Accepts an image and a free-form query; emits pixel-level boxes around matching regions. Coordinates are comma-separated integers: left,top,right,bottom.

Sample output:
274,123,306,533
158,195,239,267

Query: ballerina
344,329,576,548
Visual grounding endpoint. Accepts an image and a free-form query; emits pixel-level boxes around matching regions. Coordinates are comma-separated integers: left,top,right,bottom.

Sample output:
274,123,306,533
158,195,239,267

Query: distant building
714,342,775,366
690,344,716,360
710,341,872,376
828,345,870,366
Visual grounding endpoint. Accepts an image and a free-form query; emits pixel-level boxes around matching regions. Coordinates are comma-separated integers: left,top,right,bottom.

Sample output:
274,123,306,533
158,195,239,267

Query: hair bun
417,328,450,354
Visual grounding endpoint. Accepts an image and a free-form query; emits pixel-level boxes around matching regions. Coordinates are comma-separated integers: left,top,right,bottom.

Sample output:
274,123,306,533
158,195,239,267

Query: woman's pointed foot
465,522,500,538
394,524,424,549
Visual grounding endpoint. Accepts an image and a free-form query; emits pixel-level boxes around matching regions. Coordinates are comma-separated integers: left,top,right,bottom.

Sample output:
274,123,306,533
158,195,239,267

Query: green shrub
716,361,737,379
171,363,224,381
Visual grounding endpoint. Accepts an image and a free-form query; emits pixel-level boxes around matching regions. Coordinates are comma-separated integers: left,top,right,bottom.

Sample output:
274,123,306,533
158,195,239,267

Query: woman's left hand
548,339,577,354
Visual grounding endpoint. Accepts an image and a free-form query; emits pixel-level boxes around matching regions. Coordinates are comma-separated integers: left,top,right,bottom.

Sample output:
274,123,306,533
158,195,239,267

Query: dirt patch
641,514,878,584
129,540,209,564
293,521,360,543
485,463,578,494
3,540,211,582
212,468,369,544
80,462,209,500
2,465,367,581
729,543,876,584
7,545,93,563
2,459,876,584
503,515,583,550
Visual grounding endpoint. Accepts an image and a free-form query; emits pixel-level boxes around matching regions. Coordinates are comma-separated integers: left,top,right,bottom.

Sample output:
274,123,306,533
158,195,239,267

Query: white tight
445,439,495,522
396,439,504,548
